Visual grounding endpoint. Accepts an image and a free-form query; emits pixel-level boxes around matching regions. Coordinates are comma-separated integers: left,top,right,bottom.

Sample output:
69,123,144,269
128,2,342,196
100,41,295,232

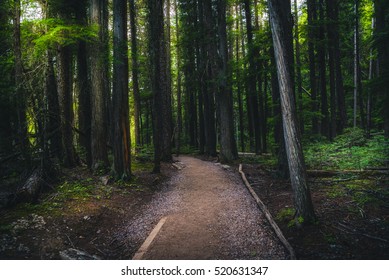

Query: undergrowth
304,128,388,170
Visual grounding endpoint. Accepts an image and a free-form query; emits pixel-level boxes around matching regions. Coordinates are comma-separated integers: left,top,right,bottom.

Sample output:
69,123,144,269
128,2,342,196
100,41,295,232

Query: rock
100,175,113,186
59,248,101,260
172,162,186,170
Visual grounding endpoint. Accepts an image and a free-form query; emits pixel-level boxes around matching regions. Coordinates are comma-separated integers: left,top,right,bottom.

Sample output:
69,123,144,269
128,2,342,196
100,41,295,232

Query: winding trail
132,156,287,260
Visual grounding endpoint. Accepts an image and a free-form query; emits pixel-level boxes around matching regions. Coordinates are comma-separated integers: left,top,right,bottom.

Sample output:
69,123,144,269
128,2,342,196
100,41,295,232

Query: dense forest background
0,0,388,216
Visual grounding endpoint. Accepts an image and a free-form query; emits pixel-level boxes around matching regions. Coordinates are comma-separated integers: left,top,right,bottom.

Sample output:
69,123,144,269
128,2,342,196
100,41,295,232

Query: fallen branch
336,222,389,243
307,169,388,177
239,164,296,260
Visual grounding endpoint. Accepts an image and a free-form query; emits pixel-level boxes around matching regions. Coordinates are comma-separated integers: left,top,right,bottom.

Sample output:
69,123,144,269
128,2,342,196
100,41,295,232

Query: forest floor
0,156,287,260
242,162,389,259
0,155,388,259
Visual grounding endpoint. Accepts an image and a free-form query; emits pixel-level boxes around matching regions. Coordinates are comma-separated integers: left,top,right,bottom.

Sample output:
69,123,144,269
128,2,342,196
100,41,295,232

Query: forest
0,0,388,260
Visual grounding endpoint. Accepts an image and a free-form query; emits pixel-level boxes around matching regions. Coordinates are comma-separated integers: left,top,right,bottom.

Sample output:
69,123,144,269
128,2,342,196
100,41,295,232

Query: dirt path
133,156,287,260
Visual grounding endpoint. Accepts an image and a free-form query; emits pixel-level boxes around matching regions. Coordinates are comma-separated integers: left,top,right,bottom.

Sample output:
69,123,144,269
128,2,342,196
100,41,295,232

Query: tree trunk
13,0,30,164
326,0,337,140
294,0,304,134
45,50,62,160
201,0,217,157
332,0,347,134
174,0,183,156
268,0,316,224
235,4,245,153
307,0,319,135
75,4,91,166
57,43,77,167
90,0,109,171
318,0,329,138
112,0,131,180
216,0,238,163
129,0,141,150
244,0,261,154
374,0,389,138
148,0,172,172
353,0,359,128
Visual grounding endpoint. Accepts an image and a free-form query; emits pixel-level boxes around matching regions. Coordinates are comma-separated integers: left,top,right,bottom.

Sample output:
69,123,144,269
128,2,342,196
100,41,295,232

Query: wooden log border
239,164,296,260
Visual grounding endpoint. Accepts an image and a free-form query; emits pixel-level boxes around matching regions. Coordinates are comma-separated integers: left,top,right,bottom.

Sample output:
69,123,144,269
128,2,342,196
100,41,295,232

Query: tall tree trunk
294,0,304,134
367,17,375,137
13,0,30,164
112,0,131,180
216,0,238,163
353,0,359,128
45,50,62,160
235,4,245,152
148,0,172,172
174,0,182,156
129,0,141,150
57,43,77,167
271,44,289,179
318,0,329,138
332,0,347,134
75,4,91,166
374,0,389,137
90,0,109,171
201,0,217,157
307,0,319,134
268,0,316,224
326,0,337,140
244,0,261,154
76,40,91,165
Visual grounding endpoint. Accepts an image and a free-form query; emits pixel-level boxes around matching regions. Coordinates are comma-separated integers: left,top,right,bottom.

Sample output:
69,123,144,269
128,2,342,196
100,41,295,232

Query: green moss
276,207,295,222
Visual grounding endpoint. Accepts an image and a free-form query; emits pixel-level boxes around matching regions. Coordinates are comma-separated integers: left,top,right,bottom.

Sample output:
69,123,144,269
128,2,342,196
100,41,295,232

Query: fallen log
307,169,388,177
239,164,296,260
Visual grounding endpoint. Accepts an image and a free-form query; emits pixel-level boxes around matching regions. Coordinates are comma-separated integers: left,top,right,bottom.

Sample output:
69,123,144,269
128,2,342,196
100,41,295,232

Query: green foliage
30,18,97,55
239,153,277,167
304,129,388,170
276,207,295,222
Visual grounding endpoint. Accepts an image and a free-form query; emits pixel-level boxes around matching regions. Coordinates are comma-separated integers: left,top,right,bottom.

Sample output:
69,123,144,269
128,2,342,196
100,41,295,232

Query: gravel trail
128,156,287,260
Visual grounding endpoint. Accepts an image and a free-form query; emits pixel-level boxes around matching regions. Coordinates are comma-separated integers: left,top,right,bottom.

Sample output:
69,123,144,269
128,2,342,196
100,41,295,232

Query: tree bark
201,0,217,157
326,0,337,140
235,4,245,153
294,0,304,134
75,4,91,166
112,0,131,180
129,0,141,150
332,0,347,134
374,0,389,137
57,43,77,167
148,0,172,172
216,0,238,163
244,0,261,154
307,0,319,135
13,0,30,164
268,0,316,224
318,0,329,138
90,0,109,171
